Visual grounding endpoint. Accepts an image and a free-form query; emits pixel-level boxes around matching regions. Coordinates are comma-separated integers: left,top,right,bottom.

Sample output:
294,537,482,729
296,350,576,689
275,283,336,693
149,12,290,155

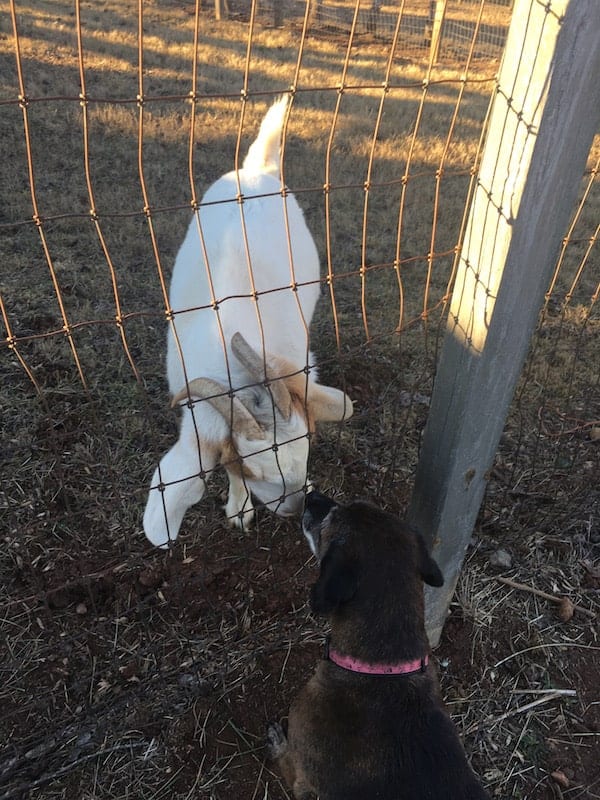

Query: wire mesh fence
228,0,511,62
0,0,598,798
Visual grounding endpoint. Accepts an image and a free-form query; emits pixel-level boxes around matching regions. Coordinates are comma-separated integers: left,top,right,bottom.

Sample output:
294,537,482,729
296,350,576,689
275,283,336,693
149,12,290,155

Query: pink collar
328,647,428,676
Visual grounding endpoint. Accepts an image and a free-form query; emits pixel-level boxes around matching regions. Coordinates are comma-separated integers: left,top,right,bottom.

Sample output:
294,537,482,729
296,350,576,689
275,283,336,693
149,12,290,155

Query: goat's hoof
223,504,255,530
266,721,288,759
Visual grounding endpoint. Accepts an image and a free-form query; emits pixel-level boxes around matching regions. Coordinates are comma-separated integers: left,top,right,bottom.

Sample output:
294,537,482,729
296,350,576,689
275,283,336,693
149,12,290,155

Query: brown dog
268,491,489,800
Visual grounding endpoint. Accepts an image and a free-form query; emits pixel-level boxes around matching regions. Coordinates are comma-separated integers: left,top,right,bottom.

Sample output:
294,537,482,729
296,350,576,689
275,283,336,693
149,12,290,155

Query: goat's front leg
223,469,255,529
143,412,217,548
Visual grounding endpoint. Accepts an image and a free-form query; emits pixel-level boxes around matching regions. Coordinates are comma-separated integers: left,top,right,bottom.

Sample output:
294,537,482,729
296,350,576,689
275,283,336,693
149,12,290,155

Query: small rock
76,731,93,747
75,602,87,615
26,741,54,760
550,770,570,789
489,548,512,569
556,598,574,622
177,674,213,696
581,560,600,589
138,568,163,589
177,673,196,689
47,589,71,610
119,661,139,680
483,768,502,782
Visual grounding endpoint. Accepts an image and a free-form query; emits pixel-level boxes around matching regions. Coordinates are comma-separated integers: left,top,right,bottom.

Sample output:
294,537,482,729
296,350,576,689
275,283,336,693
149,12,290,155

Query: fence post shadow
408,0,600,648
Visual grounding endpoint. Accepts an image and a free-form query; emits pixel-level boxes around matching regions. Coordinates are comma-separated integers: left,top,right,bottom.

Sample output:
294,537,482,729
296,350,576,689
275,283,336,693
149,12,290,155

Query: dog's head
302,491,443,616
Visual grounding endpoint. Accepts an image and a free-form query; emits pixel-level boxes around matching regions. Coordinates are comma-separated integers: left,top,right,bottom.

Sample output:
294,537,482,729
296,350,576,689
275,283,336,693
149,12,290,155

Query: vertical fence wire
9,0,89,393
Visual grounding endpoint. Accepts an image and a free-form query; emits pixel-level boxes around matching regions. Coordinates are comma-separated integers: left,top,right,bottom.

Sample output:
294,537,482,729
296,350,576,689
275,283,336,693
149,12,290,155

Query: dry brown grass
1,2,598,799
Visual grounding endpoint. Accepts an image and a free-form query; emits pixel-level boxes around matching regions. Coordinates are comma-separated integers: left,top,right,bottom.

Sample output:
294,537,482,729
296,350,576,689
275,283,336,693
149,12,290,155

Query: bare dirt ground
2,473,599,799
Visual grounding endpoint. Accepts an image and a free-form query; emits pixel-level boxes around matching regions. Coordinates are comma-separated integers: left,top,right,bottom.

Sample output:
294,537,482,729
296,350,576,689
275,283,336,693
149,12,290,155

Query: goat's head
171,333,353,520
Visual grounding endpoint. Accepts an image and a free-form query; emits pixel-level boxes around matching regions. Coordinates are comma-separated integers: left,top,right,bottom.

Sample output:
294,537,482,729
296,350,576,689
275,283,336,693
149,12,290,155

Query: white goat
143,97,353,548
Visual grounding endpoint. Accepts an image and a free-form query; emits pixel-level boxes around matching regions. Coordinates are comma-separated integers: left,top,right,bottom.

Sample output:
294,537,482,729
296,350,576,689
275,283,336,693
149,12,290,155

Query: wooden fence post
273,1,284,27
309,0,322,25
366,0,382,35
428,0,447,63
214,0,228,21
408,0,600,648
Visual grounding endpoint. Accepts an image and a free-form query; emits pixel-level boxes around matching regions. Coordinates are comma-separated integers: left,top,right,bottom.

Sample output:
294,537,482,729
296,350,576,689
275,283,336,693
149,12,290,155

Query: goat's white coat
144,97,352,548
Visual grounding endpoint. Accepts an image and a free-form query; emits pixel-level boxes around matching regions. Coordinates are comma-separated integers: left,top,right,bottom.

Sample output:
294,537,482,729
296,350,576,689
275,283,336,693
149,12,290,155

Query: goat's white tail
242,95,290,177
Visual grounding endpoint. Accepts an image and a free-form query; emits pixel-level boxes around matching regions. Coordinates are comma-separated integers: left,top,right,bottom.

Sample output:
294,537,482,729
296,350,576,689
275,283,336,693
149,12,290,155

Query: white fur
144,97,352,548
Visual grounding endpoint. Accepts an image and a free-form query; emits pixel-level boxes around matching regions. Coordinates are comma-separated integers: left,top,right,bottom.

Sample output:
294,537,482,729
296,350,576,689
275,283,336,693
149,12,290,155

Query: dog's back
287,662,488,800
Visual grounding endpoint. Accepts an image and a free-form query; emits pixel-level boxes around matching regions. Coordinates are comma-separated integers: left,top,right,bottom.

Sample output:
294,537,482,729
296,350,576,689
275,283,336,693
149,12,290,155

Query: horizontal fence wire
0,1,598,798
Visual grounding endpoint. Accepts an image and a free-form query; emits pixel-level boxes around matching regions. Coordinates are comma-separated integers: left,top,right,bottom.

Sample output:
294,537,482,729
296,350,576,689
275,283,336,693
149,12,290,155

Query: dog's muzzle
302,491,337,560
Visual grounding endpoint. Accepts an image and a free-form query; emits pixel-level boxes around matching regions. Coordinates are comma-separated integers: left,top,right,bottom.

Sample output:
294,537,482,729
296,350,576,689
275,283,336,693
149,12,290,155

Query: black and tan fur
268,491,489,800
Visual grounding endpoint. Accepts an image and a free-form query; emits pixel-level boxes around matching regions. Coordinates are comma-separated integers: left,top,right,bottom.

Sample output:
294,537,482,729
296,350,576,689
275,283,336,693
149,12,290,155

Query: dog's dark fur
268,492,489,800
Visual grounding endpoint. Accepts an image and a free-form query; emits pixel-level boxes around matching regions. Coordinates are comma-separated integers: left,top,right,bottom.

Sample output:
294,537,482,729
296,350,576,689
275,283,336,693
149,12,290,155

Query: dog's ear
415,532,444,587
310,542,358,614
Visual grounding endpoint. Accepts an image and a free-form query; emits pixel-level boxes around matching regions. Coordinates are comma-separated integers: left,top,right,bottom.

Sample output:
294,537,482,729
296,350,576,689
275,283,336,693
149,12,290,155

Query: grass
1,1,599,798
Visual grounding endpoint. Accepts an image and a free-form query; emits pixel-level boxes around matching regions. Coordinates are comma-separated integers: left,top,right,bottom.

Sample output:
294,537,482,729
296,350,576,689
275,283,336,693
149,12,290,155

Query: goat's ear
415,532,444,587
308,384,354,423
310,542,358,615
231,333,292,421
171,378,265,441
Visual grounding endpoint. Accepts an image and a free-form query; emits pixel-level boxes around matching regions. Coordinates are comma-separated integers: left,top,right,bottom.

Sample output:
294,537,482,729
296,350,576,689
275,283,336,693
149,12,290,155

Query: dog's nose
304,491,337,524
